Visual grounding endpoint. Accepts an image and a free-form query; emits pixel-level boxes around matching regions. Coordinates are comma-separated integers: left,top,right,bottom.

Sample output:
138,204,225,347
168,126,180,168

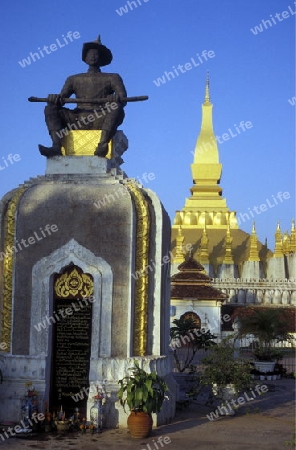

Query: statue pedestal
46,155,108,175
0,147,176,427
61,130,112,158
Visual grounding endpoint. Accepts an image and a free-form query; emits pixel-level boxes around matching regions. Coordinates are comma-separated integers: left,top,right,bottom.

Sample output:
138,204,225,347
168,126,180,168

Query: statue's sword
28,96,148,104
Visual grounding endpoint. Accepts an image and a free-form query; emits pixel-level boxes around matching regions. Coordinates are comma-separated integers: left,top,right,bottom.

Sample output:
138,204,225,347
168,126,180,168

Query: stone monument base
0,355,177,427
0,147,176,428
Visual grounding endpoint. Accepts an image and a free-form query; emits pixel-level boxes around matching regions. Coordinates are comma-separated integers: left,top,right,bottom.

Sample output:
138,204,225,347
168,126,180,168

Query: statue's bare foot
39,145,62,157
94,143,108,157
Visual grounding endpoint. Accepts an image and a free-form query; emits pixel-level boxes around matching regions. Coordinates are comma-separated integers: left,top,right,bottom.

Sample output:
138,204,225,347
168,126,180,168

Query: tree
234,307,294,361
170,317,217,372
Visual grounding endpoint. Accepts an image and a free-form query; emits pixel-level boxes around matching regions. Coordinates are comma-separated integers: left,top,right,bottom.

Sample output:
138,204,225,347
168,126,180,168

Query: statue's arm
60,76,75,99
111,74,127,106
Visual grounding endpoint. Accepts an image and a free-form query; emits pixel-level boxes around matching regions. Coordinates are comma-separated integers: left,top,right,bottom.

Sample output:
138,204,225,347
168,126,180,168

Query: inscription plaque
51,296,92,416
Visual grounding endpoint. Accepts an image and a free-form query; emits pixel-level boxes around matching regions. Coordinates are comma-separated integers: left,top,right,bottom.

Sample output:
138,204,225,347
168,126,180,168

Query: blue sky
0,0,295,249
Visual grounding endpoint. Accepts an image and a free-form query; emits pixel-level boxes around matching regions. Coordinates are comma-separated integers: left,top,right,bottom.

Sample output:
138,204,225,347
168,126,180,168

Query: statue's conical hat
82,36,113,66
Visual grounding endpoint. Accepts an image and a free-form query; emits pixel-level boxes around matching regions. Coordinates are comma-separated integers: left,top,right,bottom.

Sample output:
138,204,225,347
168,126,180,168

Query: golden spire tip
205,71,210,103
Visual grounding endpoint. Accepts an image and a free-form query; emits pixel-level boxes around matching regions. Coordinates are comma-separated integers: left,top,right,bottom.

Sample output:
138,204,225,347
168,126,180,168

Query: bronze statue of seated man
39,37,127,158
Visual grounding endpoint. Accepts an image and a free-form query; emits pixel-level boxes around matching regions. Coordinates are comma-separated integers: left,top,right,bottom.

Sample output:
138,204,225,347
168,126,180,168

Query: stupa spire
273,221,284,257
223,224,234,264
180,73,232,222
248,222,260,261
289,219,296,252
198,223,210,263
173,225,186,263
173,74,241,230
205,71,210,103
193,72,218,164
282,231,290,255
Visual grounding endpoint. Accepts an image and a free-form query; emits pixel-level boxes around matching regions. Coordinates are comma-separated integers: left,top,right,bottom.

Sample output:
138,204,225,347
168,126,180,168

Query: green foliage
117,360,168,414
201,339,252,392
170,317,217,372
285,430,296,446
236,308,294,361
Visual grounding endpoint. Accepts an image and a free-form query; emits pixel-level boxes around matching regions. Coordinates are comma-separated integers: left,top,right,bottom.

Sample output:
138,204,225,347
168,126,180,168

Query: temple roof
171,255,227,300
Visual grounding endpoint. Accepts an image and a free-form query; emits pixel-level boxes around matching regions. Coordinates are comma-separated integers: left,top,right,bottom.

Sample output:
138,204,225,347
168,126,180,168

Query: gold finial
174,226,186,263
199,223,209,263
290,219,296,253
223,227,234,264
205,71,210,103
273,221,283,257
282,231,290,255
248,222,260,261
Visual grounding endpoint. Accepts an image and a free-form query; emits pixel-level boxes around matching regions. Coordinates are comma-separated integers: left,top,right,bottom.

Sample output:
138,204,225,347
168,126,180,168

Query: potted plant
234,307,294,373
117,360,168,438
201,338,252,415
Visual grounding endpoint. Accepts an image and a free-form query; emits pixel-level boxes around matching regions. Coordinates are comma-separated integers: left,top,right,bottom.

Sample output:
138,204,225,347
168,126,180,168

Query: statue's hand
105,94,120,104
47,94,65,106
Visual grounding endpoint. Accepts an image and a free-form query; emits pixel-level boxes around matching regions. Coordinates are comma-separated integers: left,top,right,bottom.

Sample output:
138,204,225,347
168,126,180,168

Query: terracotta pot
127,411,153,439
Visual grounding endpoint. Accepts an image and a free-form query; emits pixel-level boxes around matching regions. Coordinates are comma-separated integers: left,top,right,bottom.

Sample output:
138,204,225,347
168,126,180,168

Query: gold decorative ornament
61,130,112,158
1,187,27,351
54,267,94,298
126,181,150,356
248,223,260,262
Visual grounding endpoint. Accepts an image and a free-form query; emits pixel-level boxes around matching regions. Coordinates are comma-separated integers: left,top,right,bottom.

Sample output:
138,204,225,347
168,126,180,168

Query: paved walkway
0,379,295,450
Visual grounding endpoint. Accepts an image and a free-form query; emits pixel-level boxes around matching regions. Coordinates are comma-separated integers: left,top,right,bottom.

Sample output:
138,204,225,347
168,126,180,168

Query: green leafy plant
201,338,252,392
285,430,296,446
117,360,168,414
170,317,217,372
234,307,294,362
